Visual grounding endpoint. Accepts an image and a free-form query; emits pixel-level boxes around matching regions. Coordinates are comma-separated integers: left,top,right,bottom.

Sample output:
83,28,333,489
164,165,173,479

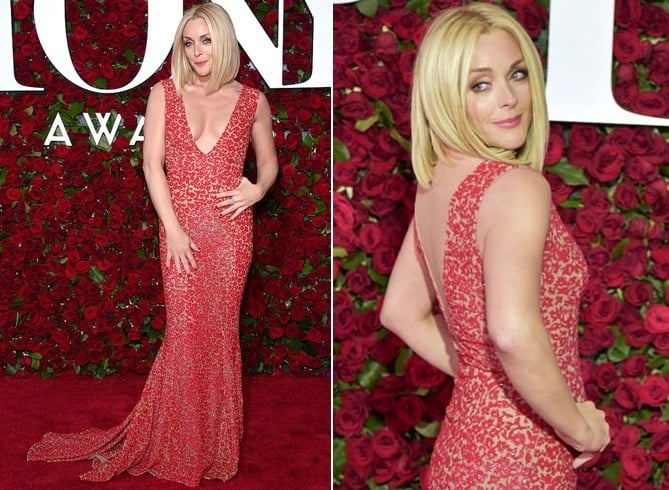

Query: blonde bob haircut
171,3,240,95
411,3,549,187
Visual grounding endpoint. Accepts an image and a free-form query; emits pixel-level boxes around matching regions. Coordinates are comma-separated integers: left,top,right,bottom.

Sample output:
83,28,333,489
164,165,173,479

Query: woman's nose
498,81,518,109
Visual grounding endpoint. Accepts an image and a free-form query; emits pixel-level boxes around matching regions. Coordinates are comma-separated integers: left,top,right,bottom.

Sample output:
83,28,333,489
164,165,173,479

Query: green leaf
393,347,412,375
607,328,631,363
333,138,350,163
368,267,388,287
356,0,378,18
415,420,441,438
358,360,386,389
332,437,346,482
406,0,429,16
545,159,590,186
601,461,620,483
88,265,105,285
0,166,7,187
341,251,366,271
355,114,379,132
557,199,582,209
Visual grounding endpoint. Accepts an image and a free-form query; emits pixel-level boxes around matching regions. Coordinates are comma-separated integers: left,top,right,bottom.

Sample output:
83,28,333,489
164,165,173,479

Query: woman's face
465,30,532,151
182,18,213,80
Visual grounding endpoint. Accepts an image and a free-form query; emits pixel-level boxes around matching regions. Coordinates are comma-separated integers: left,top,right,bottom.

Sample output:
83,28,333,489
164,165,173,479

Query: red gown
416,161,588,489
27,78,259,487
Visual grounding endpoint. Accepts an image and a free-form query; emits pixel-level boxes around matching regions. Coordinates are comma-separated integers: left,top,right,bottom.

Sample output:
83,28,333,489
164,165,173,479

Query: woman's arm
216,91,278,219
380,222,458,377
479,168,609,460
142,81,199,274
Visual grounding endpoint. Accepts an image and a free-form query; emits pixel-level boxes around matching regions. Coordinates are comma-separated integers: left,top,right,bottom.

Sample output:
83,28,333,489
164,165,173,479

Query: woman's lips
494,114,522,128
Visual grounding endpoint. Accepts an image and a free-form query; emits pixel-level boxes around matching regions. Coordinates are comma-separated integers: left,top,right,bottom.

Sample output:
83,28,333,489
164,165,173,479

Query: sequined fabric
27,78,259,487
416,161,588,489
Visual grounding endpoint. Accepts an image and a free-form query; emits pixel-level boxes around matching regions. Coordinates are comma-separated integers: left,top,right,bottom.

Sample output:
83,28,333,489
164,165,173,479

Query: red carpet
0,374,330,489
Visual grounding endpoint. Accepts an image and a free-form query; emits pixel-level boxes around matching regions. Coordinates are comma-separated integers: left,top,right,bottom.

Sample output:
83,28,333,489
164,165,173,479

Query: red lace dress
27,78,259,487
416,161,588,489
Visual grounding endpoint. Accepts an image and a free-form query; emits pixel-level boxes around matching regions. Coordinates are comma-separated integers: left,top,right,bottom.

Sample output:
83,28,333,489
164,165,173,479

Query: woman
28,3,278,486
380,4,609,488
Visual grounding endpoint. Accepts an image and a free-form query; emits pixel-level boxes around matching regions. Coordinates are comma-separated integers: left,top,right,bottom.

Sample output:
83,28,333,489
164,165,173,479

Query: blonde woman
28,3,278,486
381,4,609,488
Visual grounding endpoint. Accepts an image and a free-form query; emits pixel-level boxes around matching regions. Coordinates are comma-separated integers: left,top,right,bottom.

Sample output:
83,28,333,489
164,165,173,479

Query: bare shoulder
485,165,551,210
479,165,551,238
147,80,166,106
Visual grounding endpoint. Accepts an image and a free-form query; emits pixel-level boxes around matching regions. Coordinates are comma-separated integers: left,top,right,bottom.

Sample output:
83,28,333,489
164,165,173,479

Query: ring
229,198,235,205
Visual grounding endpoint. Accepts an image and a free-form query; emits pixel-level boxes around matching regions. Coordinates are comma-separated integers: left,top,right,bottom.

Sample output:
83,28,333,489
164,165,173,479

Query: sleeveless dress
416,161,588,489
27,78,259,487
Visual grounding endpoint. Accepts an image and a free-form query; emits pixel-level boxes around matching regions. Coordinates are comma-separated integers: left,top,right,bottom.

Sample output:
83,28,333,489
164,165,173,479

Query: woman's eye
471,81,489,92
511,69,529,81
203,38,212,44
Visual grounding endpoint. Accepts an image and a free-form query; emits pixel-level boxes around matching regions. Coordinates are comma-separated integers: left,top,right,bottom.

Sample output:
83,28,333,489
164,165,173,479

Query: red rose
370,333,401,365
369,375,408,415
360,66,394,100
620,446,652,482
616,62,638,83
613,29,645,63
339,92,374,120
334,388,369,437
645,304,669,334
639,3,669,37
360,171,387,198
570,124,603,152
515,3,547,38
613,81,640,108
615,0,642,28
593,362,620,391
631,92,668,117
640,374,669,407
390,395,426,431
582,295,622,327
375,31,398,63
345,266,378,301
383,173,410,202
371,428,403,459
612,424,641,453
359,223,383,253
333,192,360,249
614,182,640,209
624,280,654,307
587,144,625,183
544,123,564,166
382,9,423,41
404,354,446,389
648,42,669,85
346,435,374,468
372,246,398,275
614,378,641,409
621,354,649,377
623,321,654,348
650,430,669,462
371,454,399,485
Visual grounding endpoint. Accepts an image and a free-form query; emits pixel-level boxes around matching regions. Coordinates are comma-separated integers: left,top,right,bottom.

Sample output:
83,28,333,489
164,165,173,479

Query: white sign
0,0,331,93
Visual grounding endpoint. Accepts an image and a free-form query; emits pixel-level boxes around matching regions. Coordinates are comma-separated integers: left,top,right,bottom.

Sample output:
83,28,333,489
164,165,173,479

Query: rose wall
0,0,330,378
334,0,669,488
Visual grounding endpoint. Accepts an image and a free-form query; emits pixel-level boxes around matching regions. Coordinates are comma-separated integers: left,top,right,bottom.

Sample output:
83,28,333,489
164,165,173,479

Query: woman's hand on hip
214,177,262,220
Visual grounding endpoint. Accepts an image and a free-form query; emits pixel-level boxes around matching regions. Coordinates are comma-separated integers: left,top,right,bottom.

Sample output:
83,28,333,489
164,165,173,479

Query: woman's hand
556,401,610,468
165,228,200,274
214,177,263,220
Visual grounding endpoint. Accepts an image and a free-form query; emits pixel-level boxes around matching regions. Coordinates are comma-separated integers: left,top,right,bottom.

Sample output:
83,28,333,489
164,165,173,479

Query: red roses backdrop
334,0,669,488
0,0,330,378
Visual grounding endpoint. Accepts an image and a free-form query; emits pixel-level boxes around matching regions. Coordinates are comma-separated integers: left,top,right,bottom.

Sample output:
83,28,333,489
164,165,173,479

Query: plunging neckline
178,82,245,156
